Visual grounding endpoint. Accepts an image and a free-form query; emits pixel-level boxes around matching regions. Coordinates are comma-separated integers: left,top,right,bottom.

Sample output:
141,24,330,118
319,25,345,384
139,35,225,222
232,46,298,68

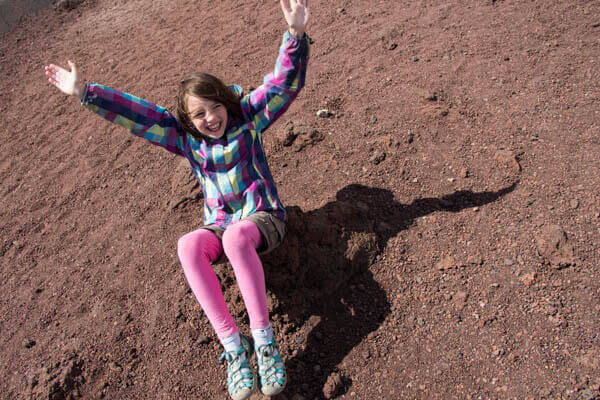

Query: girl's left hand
280,0,309,38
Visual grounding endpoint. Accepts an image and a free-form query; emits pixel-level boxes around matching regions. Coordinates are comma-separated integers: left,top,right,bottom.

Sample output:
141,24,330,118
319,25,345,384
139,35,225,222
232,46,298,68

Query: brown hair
176,72,243,139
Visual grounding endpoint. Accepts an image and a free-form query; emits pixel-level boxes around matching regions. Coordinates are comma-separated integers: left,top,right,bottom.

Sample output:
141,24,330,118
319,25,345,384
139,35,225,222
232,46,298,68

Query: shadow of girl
218,182,517,398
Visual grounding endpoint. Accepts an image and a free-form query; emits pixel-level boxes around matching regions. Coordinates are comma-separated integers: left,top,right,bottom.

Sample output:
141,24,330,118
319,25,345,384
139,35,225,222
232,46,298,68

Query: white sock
221,332,246,361
252,325,274,348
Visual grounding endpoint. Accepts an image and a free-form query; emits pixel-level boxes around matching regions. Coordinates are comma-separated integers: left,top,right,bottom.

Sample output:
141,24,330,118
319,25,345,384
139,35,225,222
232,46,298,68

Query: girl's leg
177,228,238,340
223,220,286,396
221,220,270,330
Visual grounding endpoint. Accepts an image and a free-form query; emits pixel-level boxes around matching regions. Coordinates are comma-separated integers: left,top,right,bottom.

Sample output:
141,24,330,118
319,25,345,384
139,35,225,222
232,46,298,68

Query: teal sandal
219,335,256,400
256,340,287,396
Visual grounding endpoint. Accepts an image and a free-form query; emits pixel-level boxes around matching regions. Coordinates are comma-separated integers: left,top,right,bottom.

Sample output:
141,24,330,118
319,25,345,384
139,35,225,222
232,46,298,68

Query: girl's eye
213,104,222,109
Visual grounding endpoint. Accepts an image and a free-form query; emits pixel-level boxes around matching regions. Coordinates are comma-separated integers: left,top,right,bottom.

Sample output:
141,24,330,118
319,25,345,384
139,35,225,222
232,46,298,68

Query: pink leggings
177,220,269,340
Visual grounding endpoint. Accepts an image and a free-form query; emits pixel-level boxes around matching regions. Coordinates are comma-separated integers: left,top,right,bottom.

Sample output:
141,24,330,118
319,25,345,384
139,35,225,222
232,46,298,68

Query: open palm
44,61,85,98
281,0,309,37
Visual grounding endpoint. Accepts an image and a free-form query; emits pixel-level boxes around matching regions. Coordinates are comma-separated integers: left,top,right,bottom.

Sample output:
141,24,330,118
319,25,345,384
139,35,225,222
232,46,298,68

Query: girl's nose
205,110,217,121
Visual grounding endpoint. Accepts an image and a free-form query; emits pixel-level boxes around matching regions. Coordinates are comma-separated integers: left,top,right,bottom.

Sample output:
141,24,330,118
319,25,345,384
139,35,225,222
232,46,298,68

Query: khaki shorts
201,211,287,264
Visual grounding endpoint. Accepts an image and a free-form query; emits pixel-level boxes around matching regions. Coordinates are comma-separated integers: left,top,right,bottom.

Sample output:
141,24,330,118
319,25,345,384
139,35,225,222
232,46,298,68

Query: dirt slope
1,0,599,399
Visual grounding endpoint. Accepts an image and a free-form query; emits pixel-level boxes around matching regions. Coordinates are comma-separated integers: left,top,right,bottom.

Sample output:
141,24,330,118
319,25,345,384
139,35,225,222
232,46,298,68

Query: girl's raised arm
44,61,186,157
241,0,310,135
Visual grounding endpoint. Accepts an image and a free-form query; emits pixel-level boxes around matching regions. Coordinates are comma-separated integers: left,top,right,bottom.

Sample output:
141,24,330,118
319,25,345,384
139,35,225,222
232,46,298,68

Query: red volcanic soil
1,0,599,399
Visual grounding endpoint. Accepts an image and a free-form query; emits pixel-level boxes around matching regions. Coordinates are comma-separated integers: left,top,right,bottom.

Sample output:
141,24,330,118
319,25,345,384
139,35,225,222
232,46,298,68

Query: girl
44,0,310,399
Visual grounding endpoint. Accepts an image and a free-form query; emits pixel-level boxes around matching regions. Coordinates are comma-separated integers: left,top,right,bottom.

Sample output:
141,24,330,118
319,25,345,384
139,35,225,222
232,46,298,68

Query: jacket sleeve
81,83,186,156
241,30,310,136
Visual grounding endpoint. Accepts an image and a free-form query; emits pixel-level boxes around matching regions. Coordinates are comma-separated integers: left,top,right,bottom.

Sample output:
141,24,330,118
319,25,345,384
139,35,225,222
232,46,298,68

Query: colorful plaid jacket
82,31,309,227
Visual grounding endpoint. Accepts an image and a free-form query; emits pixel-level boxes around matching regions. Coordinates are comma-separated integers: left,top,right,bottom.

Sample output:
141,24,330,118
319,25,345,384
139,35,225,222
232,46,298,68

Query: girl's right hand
44,61,86,100
281,0,309,38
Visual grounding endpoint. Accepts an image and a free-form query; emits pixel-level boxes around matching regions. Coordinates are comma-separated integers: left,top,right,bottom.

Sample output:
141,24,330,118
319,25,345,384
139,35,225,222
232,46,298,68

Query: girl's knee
177,229,221,263
222,221,260,252
177,231,198,257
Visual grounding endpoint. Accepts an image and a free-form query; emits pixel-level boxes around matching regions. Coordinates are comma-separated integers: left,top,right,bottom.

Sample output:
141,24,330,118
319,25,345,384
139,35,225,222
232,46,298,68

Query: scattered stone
323,372,343,399
197,335,210,345
519,271,536,286
435,255,457,270
412,56,420,62
453,291,468,311
281,125,298,146
535,224,576,268
290,127,324,152
467,255,483,265
494,149,521,172
316,109,333,118
387,42,398,50
24,339,36,349
569,199,579,209
370,151,386,165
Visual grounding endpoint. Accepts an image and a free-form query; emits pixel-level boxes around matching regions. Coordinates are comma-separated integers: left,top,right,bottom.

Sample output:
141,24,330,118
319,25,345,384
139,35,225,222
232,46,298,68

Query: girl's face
185,95,228,139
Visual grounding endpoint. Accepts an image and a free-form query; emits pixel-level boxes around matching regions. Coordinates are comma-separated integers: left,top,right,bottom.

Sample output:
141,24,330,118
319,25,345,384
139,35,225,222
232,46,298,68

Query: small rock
370,151,386,165
316,109,333,118
494,149,521,172
435,255,456,270
412,56,420,62
453,291,468,311
323,372,343,399
519,271,536,286
569,199,579,209
24,339,36,349
467,255,483,265
282,128,298,146
197,335,210,345
535,224,576,268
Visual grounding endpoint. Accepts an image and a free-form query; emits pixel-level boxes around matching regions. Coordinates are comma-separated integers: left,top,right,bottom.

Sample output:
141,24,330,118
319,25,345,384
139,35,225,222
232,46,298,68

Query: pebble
197,335,210,345
370,151,386,165
494,149,521,172
435,255,456,270
316,109,333,118
322,372,343,399
519,271,536,286
569,199,579,209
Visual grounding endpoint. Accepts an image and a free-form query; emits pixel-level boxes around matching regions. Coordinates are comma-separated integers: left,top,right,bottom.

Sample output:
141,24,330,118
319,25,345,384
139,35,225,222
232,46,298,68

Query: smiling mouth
207,122,221,132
